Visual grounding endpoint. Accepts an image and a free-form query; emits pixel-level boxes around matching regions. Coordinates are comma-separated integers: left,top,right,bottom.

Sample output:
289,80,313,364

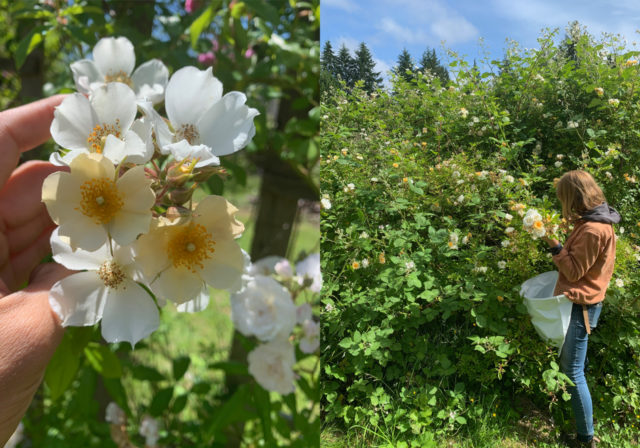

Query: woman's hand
542,236,560,248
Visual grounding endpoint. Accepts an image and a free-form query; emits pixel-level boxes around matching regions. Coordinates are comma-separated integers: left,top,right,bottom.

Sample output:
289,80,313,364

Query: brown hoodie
552,217,617,305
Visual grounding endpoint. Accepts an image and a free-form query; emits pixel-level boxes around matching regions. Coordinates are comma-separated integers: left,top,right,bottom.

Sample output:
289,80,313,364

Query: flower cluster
521,208,559,240
42,36,259,347
231,253,321,394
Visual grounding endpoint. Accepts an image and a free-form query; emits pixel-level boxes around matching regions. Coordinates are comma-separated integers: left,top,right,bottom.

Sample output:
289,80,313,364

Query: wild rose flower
50,83,153,166
320,197,332,210
42,153,155,251
248,337,296,394
71,36,169,105
135,195,245,304
231,275,296,341
48,230,160,346
141,66,259,167
198,51,215,65
296,253,322,293
139,416,160,447
299,319,320,353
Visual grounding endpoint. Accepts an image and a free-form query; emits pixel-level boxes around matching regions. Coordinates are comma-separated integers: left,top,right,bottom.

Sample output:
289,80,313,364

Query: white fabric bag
520,271,573,353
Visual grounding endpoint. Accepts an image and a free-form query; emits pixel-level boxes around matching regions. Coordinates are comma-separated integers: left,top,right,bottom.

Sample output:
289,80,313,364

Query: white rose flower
42,153,155,251
505,227,515,234
141,66,259,167
497,260,507,269
320,198,332,210
50,83,152,166
139,416,160,447
300,319,320,354
231,275,296,341
296,253,322,293
71,36,169,105
135,196,245,304
504,213,513,222
248,337,296,394
615,278,624,288
49,230,160,346
106,402,126,425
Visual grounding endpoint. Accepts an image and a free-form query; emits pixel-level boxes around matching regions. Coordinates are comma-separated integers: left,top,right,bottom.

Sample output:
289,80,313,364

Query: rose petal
90,83,137,133
131,59,169,104
197,92,259,156
70,59,102,94
165,66,222,127
50,93,98,151
176,287,210,313
151,266,204,304
101,280,159,346
92,36,136,77
162,140,220,167
199,238,245,290
49,272,107,326
50,228,109,270
193,195,243,239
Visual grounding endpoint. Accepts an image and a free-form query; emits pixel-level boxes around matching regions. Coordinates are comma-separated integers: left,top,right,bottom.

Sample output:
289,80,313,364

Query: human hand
0,95,74,445
542,235,560,248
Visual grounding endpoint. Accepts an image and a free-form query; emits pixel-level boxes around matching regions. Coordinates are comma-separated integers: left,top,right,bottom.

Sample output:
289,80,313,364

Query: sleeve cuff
549,244,563,256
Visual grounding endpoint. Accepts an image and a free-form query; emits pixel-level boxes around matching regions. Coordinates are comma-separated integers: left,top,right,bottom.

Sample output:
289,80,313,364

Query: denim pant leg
560,302,602,442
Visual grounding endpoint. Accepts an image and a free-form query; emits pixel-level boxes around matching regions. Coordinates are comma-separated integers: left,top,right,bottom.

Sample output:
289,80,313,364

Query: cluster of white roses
522,208,558,240
231,253,321,394
41,36,263,347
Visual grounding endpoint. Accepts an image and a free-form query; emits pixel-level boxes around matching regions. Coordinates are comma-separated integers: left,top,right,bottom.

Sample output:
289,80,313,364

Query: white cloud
374,0,478,46
377,17,430,44
374,58,392,76
431,17,478,44
323,0,359,13
335,36,360,55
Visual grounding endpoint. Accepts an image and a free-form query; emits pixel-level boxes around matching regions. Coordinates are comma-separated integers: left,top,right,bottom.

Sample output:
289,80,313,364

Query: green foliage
321,26,640,443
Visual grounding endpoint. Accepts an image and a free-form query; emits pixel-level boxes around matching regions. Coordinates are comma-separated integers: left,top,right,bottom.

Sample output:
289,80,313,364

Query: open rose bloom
41,36,319,395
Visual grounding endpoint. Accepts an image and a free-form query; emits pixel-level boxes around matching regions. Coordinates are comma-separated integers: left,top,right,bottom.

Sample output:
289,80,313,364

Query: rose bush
321,26,640,444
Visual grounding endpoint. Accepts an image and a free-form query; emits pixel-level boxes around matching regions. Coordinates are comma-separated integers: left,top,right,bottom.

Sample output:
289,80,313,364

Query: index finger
0,95,67,187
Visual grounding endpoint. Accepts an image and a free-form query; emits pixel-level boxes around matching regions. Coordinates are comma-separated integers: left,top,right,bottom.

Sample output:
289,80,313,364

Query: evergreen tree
393,48,415,82
335,44,357,86
321,41,337,76
354,42,382,93
418,48,449,85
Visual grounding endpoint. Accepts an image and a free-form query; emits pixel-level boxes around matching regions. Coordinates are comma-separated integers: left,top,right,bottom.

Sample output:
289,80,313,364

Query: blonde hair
556,170,606,221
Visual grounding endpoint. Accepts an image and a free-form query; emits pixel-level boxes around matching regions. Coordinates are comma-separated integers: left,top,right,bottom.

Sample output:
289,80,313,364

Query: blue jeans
560,302,603,442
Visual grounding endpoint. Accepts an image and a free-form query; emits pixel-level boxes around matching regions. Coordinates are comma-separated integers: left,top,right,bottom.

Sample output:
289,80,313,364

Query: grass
321,395,640,448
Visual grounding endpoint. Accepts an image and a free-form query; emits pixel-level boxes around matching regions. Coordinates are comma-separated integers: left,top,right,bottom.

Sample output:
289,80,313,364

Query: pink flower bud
197,51,215,65
244,47,255,59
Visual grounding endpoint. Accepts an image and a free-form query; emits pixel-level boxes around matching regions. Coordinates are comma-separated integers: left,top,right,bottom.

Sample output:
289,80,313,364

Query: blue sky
321,0,640,82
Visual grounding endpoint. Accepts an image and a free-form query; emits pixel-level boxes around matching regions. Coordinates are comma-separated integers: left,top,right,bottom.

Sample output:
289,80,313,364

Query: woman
543,170,620,448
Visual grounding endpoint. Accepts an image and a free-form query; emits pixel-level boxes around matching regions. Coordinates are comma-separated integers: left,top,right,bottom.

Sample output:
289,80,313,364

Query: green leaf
103,378,131,414
173,355,191,381
131,364,165,382
205,385,254,441
45,332,80,401
253,384,275,445
15,26,45,69
84,343,122,378
244,0,280,26
208,361,250,376
150,387,174,416
189,0,222,48
172,394,189,414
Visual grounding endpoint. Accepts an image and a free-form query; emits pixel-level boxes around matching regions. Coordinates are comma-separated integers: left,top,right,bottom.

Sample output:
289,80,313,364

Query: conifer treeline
321,42,449,92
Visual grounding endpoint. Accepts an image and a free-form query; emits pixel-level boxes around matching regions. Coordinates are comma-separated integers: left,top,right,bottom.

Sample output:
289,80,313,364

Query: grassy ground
322,413,639,448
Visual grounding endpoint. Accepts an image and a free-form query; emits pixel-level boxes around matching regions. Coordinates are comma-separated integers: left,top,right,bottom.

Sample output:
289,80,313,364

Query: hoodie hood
581,202,621,224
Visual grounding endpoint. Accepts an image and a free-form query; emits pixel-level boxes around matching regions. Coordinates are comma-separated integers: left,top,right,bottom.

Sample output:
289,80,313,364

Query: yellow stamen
167,223,216,272
87,120,121,153
78,178,123,224
98,261,126,289
175,124,200,145
104,70,133,87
